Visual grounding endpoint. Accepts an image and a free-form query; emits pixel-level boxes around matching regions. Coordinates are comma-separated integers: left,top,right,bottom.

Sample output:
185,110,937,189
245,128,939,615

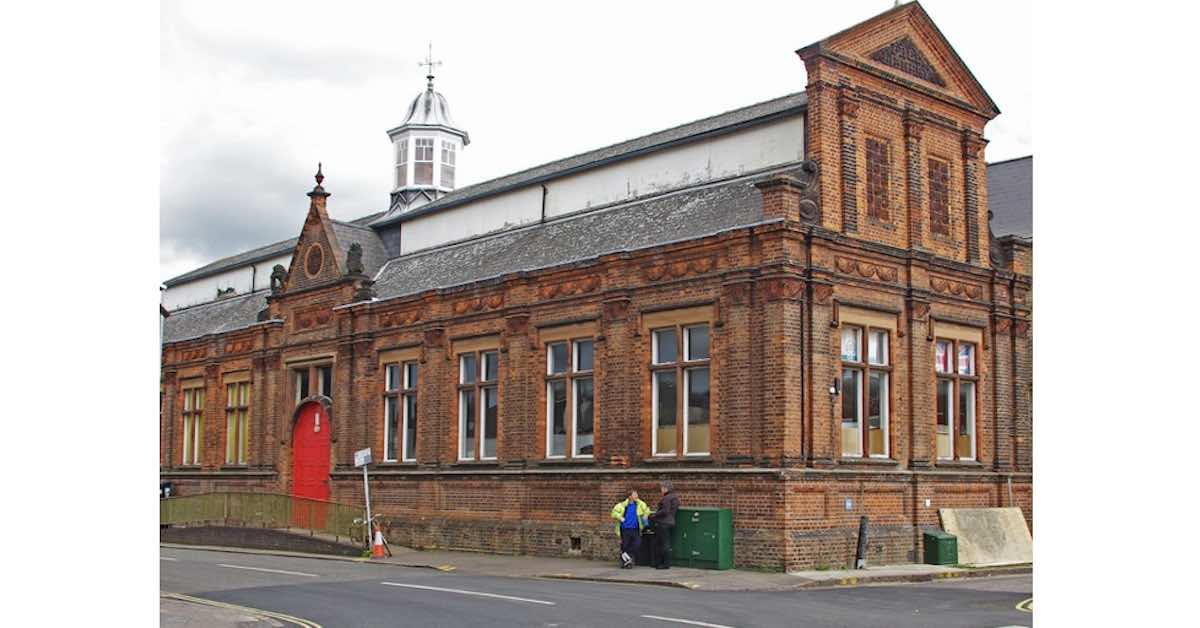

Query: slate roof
987,156,1032,239
369,165,797,302
162,211,386,288
162,290,269,344
371,91,809,227
331,220,389,278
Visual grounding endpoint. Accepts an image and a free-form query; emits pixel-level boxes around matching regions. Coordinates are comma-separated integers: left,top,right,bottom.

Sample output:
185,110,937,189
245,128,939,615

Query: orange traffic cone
371,523,386,559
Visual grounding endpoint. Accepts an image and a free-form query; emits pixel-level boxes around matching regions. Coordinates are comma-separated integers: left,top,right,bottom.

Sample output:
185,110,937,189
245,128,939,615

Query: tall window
385,362,418,462
546,339,595,458
459,350,498,460
294,368,309,402
652,324,710,456
440,141,456,188
294,365,332,403
181,386,204,466
394,139,408,188
936,339,977,460
840,326,890,458
414,138,434,185
865,137,892,221
225,381,250,465
928,157,950,235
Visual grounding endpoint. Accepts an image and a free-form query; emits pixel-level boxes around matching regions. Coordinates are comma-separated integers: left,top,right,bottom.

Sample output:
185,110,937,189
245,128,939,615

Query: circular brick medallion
304,243,324,278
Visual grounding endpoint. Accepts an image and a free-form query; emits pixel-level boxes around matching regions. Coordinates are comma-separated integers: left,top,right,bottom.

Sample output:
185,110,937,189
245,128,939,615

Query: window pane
415,162,432,185
548,342,568,374
319,366,332,398
296,370,309,400
226,413,236,463
574,378,594,456
935,341,952,374
385,397,399,460
957,382,976,459
841,369,861,457
483,352,499,382
686,325,710,361
868,372,887,456
238,412,248,464
240,383,249,406
548,380,567,457
686,367,710,454
404,394,417,461
226,384,234,408
404,362,418,390
868,330,888,365
460,389,476,459
841,328,861,362
483,386,498,458
936,379,953,459
653,329,677,364
958,343,975,375
574,340,594,372
183,390,191,411
386,364,400,391
460,354,477,384
182,417,191,464
654,371,677,454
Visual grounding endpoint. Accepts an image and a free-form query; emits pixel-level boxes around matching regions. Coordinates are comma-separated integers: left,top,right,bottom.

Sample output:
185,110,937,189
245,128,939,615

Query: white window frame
394,139,408,189
440,140,457,188
651,325,710,457
840,325,891,459
225,381,249,465
181,386,203,466
458,351,498,461
936,338,978,461
383,363,400,462
414,137,435,186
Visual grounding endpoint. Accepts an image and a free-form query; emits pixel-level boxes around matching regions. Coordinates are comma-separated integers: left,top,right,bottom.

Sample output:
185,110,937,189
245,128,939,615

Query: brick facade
160,3,1031,571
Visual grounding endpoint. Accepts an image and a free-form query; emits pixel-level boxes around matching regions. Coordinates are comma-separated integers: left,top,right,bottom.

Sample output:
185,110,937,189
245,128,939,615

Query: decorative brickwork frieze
868,35,947,88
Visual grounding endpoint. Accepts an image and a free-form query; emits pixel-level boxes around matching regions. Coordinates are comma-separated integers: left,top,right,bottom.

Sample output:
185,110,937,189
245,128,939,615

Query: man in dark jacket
649,480,679,569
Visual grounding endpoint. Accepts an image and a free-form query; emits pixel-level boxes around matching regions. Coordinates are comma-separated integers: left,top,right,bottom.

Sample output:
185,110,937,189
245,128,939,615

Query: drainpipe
541,184,548,223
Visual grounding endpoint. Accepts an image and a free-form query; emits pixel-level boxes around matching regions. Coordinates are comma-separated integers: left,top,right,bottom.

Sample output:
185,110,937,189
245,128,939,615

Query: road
161,547,1032,628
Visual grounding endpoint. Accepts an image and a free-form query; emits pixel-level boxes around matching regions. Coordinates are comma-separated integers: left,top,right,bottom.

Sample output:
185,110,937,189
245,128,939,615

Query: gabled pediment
281,174,346,293
799,1,999,118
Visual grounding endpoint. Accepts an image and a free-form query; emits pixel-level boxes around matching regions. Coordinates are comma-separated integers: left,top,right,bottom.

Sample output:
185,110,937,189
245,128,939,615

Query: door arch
291,400,331,527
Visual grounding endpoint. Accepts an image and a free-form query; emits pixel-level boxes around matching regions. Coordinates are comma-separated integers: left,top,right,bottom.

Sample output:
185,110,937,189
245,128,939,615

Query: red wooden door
291,401,330,528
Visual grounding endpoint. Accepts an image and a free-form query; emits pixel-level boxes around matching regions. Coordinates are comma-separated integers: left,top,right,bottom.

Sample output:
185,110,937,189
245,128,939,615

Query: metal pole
363,465,373,546
854,515,869,569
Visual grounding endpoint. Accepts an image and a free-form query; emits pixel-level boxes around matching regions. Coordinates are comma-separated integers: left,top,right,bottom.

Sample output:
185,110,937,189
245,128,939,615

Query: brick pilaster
806,281,837,466
419,328,448,466
838,85,861,233
502,313,534,464
907,299,934,469
903,109,925,250
718,277,755,463
961,131,986,264
598,296,634,465
990,311,1015,472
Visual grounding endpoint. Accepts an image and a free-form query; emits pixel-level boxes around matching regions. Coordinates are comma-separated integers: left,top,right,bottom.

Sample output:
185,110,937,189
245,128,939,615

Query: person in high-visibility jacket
610,489,650,568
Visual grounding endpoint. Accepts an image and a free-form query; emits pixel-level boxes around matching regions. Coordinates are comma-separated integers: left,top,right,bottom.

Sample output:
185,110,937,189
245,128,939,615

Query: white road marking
160,556,178,561
216,563,319,577
381,582,556,605
641,615,736,628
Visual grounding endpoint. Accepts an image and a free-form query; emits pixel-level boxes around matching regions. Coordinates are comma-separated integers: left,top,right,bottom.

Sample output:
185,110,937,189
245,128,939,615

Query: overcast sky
160,0,1031,282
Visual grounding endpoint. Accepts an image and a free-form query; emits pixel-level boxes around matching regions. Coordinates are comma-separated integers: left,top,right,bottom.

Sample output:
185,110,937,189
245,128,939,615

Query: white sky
160,0,1031,282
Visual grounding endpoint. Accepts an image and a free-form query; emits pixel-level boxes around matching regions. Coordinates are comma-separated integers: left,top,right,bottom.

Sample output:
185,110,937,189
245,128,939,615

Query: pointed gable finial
308,162,330,199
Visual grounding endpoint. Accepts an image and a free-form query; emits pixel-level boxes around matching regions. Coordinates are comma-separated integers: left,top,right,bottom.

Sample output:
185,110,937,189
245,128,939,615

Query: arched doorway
291,400,331,528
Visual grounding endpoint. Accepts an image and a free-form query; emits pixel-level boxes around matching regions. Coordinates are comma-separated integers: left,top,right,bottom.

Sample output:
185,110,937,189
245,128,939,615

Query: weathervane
419,43,442,89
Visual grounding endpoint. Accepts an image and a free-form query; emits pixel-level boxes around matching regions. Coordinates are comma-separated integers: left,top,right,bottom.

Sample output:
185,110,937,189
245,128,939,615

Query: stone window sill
537,457,597,467
935,459,983,469
642,455,714,465
452,460,501,468
838,456,900,467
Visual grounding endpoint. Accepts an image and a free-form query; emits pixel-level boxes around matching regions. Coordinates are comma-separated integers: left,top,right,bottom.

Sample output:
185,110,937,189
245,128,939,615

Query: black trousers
654,524,673,567
620,527,641,563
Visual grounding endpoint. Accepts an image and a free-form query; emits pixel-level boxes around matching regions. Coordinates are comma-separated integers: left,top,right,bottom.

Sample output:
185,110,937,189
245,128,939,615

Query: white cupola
386,49,469,214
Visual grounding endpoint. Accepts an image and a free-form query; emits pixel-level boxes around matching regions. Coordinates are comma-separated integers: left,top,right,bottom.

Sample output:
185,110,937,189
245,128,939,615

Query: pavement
161,546,1032,627
160,541,1031,592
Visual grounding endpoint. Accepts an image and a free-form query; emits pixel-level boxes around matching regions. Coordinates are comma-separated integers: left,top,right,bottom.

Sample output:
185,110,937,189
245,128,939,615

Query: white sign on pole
355,448,373,468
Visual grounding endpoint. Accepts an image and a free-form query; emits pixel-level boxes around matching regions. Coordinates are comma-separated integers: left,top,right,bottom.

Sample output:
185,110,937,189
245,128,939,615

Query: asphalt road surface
161,547,1032,628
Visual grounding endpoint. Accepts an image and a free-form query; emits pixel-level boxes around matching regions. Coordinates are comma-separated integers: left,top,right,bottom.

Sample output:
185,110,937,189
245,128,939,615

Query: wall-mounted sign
354,448,372,468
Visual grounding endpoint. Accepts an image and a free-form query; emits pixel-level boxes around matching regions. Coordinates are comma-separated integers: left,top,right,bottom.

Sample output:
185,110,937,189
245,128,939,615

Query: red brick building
160,2,1032,570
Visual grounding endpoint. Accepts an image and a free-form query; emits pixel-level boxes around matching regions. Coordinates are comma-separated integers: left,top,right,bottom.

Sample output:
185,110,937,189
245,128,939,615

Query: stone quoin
160,2,1032,571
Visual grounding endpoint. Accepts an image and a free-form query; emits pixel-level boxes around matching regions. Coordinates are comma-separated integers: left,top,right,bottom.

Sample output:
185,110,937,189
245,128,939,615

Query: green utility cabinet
923,530,958,565
671,507,734,570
